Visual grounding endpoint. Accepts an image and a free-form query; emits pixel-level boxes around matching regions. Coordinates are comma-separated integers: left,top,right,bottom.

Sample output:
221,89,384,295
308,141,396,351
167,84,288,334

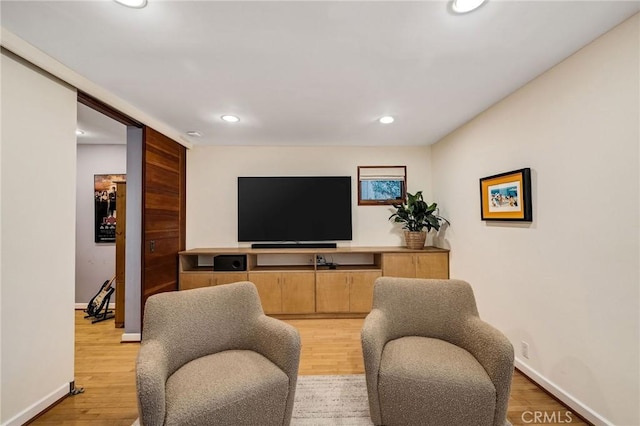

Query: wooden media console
179,246,449,318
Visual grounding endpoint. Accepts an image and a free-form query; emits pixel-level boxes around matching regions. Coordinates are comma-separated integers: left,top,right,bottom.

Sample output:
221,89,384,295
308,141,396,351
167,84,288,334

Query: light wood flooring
30,311,588,425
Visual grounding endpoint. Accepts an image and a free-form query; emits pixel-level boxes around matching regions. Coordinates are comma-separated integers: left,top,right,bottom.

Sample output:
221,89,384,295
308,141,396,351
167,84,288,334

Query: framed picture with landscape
479,168,532,221
358,166,407,205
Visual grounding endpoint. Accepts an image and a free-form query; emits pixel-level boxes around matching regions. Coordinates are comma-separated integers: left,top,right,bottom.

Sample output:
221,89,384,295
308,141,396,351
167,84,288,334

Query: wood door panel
144,262,178,289
146,148,180,165
349,271,381,313
142,127,186,313
145,253,179,271
147,136,184,159
145,236,179,256
145,192,181,212
382,253,416,278
316,273,350,313
146,163,180,193
145,212,181,232
281,272,315,314
248,272,282,314
180,274,212,290
146,230,180,242
145,149,180,172
415,252,449,279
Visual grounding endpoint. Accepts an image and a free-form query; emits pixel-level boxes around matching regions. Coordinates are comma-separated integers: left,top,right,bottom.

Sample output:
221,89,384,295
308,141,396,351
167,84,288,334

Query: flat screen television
238,176,352,243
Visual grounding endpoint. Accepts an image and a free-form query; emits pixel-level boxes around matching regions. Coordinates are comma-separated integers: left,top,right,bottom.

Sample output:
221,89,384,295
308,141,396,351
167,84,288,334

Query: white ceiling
77,103,127,145
2,1,639,147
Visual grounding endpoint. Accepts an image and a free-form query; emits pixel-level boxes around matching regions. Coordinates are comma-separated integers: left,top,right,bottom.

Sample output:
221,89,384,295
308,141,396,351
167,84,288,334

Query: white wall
76,144,126,304
1,51,76,425
186,146,432,248
431,14,639,426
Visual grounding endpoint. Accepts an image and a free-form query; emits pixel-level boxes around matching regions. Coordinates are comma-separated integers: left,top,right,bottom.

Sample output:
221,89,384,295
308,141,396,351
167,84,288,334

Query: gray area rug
292,374,372,425
132,374,371,426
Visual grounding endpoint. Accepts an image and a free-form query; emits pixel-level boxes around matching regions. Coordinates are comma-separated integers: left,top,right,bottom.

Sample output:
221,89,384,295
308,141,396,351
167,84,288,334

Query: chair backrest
372,277,480,343
141,281,264,376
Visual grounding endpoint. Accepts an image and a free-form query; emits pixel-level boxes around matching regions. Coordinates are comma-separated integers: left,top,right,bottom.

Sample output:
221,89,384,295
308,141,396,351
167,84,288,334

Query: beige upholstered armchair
361,277,514,426
136,282,301,426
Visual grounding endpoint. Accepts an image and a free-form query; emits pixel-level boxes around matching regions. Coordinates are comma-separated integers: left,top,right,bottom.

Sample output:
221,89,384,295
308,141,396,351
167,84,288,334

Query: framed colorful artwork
479,168,532,221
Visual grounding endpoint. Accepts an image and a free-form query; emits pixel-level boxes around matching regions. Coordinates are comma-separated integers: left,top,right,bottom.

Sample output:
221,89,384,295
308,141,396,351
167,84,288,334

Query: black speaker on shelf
213,255,247,272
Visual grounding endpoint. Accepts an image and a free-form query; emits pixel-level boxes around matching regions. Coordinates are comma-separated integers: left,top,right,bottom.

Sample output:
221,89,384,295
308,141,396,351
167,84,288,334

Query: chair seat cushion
379,336,496,426
165,349,289,426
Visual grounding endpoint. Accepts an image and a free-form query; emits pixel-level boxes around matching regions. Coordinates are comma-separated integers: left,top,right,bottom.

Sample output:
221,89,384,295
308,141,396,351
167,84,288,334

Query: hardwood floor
31,311,587,425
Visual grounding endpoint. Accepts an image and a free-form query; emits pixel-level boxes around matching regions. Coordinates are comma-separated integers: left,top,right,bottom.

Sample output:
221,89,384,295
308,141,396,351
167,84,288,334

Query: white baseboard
1,382,69,426
74,302,115,310
121,333,141,342
515,358,611,426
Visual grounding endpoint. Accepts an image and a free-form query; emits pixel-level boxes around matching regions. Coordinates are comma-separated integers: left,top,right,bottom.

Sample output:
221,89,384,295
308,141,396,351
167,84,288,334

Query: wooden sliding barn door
142,127,186,311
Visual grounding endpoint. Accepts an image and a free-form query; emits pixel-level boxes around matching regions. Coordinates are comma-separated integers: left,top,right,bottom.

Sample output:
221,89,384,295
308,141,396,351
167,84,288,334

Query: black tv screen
238,176,352,242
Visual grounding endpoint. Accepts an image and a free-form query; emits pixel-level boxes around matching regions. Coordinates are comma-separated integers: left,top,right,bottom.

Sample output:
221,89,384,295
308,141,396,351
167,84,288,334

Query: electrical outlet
521,341,530,359
316,255,325,264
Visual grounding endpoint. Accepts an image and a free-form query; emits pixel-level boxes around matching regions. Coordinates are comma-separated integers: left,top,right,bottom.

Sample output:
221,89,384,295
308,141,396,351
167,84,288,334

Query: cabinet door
316,272,350,313
349,271,382,313
281,272,315,314
248,272,282,314
180,274,212,290
415,253,449,279
212,272,248,286
382,253,416,278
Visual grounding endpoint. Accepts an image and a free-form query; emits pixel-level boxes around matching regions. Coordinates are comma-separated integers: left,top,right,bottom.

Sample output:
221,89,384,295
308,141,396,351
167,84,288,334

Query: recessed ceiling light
186,131,202,137
452,0,487,14
379,116,395,124
114,0,147,8
75,129,85,136
221,115,240,123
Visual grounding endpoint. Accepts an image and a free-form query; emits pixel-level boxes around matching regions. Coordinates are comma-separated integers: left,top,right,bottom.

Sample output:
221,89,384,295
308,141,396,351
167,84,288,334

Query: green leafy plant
389,191,450,232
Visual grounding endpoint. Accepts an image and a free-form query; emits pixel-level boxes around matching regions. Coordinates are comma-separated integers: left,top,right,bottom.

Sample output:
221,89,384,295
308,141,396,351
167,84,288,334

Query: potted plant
389,191,449,249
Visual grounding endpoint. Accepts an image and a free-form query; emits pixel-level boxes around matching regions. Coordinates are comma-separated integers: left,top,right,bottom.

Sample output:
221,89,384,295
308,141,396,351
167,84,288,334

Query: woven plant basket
404,231,427,250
